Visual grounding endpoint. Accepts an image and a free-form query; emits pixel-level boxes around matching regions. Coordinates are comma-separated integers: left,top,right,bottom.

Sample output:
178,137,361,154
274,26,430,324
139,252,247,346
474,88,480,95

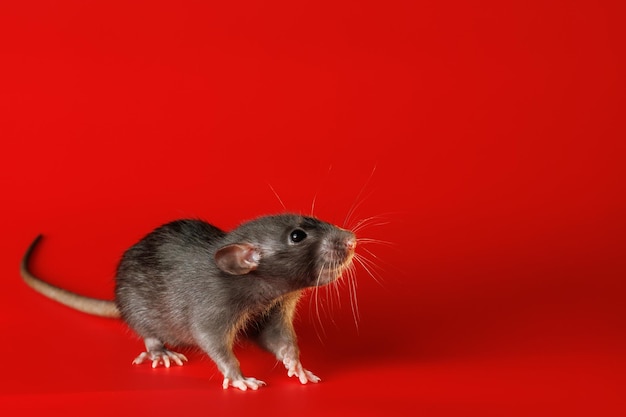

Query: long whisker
353,253,385,288
347,264,360,332
353,220,391,233
344,189,376,230
310,164,333,216
333,277,342,308
359,246,384,261
266,182,287,211
349,212,406,233
310,193,317,217
350,215,388,232
324,282,339,329
357,238,396,246
354,222,391,234
349,210,407,233
312,261,329,341
343,164,377,228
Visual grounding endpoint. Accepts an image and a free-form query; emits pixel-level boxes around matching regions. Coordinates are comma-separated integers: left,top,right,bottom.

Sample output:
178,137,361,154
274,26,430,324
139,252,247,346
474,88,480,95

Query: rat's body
21,214,356,390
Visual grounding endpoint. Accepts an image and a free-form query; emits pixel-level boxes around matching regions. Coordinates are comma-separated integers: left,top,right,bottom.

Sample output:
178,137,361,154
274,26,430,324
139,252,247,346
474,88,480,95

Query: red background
1,1,624,415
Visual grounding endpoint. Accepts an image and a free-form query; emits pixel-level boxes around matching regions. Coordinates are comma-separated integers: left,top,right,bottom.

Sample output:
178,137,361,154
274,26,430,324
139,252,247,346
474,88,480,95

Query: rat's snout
320,230,356,262
330,230,357,261
344,236,357,252
336,230,357,256
315,229,357,286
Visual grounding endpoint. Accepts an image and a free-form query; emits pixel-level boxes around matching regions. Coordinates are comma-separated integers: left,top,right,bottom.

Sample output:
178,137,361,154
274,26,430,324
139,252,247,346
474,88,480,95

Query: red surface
1,1,625,415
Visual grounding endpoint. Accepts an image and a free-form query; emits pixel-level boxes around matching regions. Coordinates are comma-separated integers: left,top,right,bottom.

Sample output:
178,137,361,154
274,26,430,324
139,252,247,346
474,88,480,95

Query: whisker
323,282,338,329
344,189,376,229
358,239,405,278
310,164,333,216
266,182,287,211
351,215,390,232
347,268,360,332
333,277,342,308
309,265,326,342
354,251,382,275
343,164,377,228
348,210,406,233
357,238,396,247
353,222,391,234
359,246,384,261
316,268,326,339
337,258,360,332
353,253,386,288
310,193,317,216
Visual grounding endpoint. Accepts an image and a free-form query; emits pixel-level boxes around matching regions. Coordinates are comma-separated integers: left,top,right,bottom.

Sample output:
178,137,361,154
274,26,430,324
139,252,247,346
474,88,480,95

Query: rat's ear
214,243,260,275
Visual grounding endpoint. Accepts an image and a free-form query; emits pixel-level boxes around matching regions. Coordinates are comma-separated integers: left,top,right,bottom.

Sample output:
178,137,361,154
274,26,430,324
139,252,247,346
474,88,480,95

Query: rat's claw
132,352,149,365
223,377,266,391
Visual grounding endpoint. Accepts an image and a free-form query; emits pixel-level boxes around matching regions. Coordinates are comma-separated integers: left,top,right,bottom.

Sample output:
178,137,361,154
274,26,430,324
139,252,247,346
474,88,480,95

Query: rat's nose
344,237,357,251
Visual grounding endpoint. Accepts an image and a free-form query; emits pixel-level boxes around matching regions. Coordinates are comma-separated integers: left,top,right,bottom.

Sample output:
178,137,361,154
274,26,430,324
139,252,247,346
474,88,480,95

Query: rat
20,214,357,391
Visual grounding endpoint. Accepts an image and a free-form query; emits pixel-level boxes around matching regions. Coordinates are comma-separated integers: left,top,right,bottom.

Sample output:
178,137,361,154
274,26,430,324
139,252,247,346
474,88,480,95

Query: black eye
290,229,307,243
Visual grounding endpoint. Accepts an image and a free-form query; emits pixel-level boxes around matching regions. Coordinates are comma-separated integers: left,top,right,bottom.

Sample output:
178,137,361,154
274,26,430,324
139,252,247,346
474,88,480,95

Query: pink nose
345,237,357,251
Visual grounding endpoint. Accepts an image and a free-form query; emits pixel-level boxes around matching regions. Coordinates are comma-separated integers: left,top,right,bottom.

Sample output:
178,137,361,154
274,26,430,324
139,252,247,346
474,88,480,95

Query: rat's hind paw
132,349,188,368
283,357,321,384
222,376,266,391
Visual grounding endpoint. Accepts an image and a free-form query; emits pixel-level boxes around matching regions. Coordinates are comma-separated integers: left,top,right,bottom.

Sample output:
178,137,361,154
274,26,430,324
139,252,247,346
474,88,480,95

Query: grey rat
20,214,357,391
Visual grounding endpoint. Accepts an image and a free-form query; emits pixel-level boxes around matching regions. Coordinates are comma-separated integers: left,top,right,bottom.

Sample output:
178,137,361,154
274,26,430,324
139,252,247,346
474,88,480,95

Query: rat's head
214,214,356,288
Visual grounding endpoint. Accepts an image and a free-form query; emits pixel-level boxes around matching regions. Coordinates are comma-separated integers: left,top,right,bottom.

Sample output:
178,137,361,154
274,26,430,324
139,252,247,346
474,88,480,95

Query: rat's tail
20,235,121,319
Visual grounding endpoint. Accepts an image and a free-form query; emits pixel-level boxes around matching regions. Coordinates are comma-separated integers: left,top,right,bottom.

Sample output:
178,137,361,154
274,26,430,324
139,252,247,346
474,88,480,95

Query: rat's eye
289,229,308,243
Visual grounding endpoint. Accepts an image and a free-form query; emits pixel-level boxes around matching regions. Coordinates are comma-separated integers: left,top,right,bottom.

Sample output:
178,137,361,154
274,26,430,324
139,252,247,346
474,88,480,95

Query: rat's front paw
222,376,266,391
283,357,321,384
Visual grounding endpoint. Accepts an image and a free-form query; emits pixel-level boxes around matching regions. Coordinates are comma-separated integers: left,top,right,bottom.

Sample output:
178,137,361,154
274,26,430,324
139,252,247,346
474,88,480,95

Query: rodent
20,214,357,391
